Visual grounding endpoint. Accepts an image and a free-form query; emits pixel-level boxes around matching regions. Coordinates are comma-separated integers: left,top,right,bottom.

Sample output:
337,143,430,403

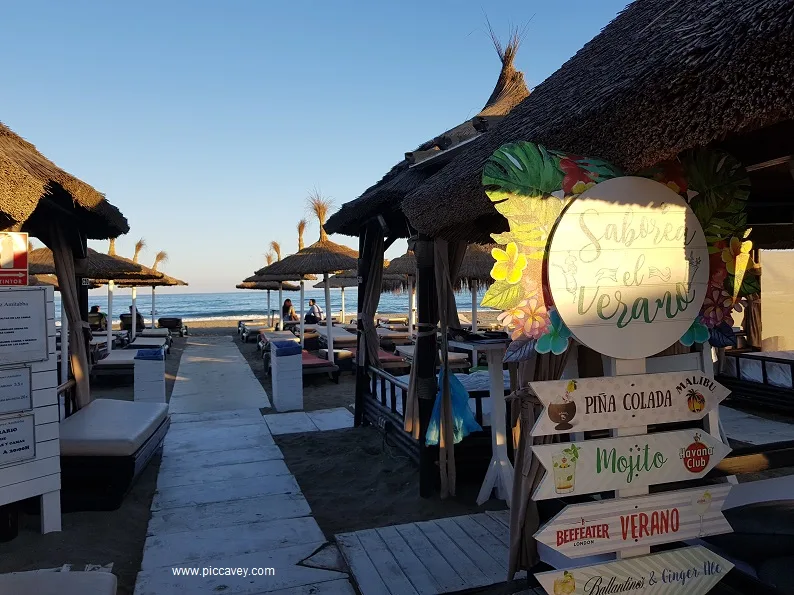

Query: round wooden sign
547,176,709,359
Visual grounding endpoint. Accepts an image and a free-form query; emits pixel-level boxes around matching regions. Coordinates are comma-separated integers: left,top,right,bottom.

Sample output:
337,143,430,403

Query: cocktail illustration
548,380,578,431
693,490,713,537
552,444,580,494
553,570,576,595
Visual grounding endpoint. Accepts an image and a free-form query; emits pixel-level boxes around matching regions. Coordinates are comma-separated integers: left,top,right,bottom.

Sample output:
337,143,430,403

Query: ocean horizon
56,288,491,323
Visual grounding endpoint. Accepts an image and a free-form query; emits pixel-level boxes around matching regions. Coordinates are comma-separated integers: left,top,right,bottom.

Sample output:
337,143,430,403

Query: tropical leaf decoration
482,142,620,359
709,322,738,348
637,159,689,196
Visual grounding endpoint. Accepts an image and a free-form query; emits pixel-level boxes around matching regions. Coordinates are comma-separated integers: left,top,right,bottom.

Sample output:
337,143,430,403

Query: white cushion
60,399,168,457
141,329,170,337
0,571,117,595
318,348,353,360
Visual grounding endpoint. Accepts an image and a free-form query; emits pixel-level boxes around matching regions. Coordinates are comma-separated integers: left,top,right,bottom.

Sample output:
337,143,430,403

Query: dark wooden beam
354,224,372,427
414,235,439,498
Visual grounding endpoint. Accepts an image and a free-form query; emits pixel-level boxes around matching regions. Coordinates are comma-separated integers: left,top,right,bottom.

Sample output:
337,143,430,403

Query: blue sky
3,0,628,293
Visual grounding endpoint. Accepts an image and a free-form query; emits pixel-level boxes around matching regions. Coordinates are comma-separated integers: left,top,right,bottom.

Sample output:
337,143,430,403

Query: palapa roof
402,0,794,242
456,243,495,290
29,247,164,281
324,33,529,237
236,281,299,291
243,272,317,283
0,122,129,239
29,273,100,291
315,269,404,291
255,238,358,276
384,251,416,276
107,272,188,288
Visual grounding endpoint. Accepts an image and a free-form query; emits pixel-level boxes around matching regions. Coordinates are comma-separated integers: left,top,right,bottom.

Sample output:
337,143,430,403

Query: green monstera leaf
482,142,565,202
682,149,750,242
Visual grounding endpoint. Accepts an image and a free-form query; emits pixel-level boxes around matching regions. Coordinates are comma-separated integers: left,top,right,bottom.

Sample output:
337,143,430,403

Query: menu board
0,288,48,364
0,367,32,414
0,413,36,466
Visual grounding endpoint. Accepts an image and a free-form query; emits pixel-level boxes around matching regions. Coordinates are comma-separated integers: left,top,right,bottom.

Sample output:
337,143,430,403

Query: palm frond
152,250,169,271
307,189,334,241
108,238,116,256
133,238,146,263
265,251,274,266
270,241,282,261
297,218,308,251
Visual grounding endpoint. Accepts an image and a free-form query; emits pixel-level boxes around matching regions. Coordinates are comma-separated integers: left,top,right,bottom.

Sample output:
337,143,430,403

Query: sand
0,337,186,595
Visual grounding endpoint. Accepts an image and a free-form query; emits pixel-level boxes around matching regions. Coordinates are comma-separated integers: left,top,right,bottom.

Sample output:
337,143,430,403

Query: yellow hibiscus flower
491,242,527,284
721,236,752,275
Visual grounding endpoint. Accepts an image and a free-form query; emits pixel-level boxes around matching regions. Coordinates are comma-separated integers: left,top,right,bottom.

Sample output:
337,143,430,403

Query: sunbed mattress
396,345,469,363
60,399,168,457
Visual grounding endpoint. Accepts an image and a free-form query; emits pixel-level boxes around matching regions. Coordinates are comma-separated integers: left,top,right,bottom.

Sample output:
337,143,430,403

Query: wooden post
414,235,438,498
471,284,478,366
60,305,69,385
354,225,371,426
407,275,415,339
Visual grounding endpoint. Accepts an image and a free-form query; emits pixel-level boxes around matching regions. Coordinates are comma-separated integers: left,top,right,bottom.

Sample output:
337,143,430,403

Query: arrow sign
0,231,28,286
530,372,730,436
534,485,732,557
535,545,732,595
532,430,730,500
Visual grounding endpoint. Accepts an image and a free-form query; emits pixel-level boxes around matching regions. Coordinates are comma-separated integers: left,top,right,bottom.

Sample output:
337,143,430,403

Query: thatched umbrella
255,194,358,360
104,250,188,329
315,269,404,322
236,275,299,327
457,243,496,331
385,251,417,336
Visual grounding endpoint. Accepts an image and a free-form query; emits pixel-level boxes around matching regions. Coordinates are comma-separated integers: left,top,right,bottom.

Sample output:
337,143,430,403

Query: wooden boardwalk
337,510,535,595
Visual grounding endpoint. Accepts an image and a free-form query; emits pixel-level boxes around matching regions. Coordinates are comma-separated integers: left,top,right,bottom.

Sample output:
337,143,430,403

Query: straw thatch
384,251,417,276
0,122,128,238
402,0,794,242
30,274,100,291
243,272,317,283
325,32,529,237
255,195,358,276
456,243,496,290
109,272,187,288
28,247,163,281
236,280,299,291
315,269,404,291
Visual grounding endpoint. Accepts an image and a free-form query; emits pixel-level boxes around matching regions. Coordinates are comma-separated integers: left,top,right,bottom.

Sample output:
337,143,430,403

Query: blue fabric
134,347,165,361
426,367,483,446
272,341,302,357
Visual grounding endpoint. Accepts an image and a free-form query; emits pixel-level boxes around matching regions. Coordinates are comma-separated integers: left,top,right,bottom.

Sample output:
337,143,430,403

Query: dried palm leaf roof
30,273,100,291
315,268,403,290
236,280,299,291
325,31,528,237
0,122,128,238
106,272,188,288
402,0,794,242
384,251,416,276
244,272,317,283
28,247,163,281
256,194,359,275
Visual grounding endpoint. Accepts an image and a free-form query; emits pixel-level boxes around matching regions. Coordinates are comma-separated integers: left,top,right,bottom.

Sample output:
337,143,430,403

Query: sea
54,288,490,322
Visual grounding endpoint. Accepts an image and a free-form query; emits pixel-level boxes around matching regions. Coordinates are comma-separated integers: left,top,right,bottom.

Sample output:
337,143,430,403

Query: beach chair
396,344,471,371
88,311,107,332
59,398,170,511
127,336,171,354
301,350,340,383
158,317,188,336
347,346,407,370
0,571,117,595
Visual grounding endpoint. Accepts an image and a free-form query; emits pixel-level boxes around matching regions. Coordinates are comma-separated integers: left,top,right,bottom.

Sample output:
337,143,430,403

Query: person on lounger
89,305,108,331
304,299,324,324
282,299,299,323
129,305,146,330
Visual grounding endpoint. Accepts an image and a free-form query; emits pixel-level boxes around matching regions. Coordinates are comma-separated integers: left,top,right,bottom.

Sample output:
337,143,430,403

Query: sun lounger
241,320,271,342
92,348,140,376
318,348,354,372
141,328,171,338
396,344,470,370
378,316,408,325
59,399,170,510
347,346,407,370
157,317,188,336
312,324,358,347
0,571,117,595
376,327,412,345
302,350,340,382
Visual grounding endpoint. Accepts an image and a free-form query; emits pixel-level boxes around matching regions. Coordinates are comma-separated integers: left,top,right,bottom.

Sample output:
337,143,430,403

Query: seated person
282,299,299,323
304,299,325,324
129,305,146,330
88,305,108,331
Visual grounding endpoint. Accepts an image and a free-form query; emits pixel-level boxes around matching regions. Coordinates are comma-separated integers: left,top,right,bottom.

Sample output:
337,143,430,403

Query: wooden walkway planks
336,512,517,595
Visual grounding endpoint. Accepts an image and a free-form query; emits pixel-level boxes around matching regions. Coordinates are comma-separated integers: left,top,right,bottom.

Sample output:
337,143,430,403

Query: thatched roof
236,280,299,291
402,0,794,242
255,239,358,276
29,247,163,281
0,122,129,239
106,272,188,288
315,269,404,291
29,273,100,291
325,33,529,237
456,243,495,290
384,251,416,276
243,272,317,283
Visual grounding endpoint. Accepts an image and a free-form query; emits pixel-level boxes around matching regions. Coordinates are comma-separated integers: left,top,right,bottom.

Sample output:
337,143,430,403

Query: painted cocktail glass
552,453,576,494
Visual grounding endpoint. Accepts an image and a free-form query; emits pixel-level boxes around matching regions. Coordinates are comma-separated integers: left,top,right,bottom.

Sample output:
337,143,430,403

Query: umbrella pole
107,280,114,353
267,290,271,327
471,284,478,368
340,287,345,325
151,286,156,329
324,272,333,362
407,275,415,340
60,303,69,385
131,286,137,338
278,283,283,331
299,281,305,347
